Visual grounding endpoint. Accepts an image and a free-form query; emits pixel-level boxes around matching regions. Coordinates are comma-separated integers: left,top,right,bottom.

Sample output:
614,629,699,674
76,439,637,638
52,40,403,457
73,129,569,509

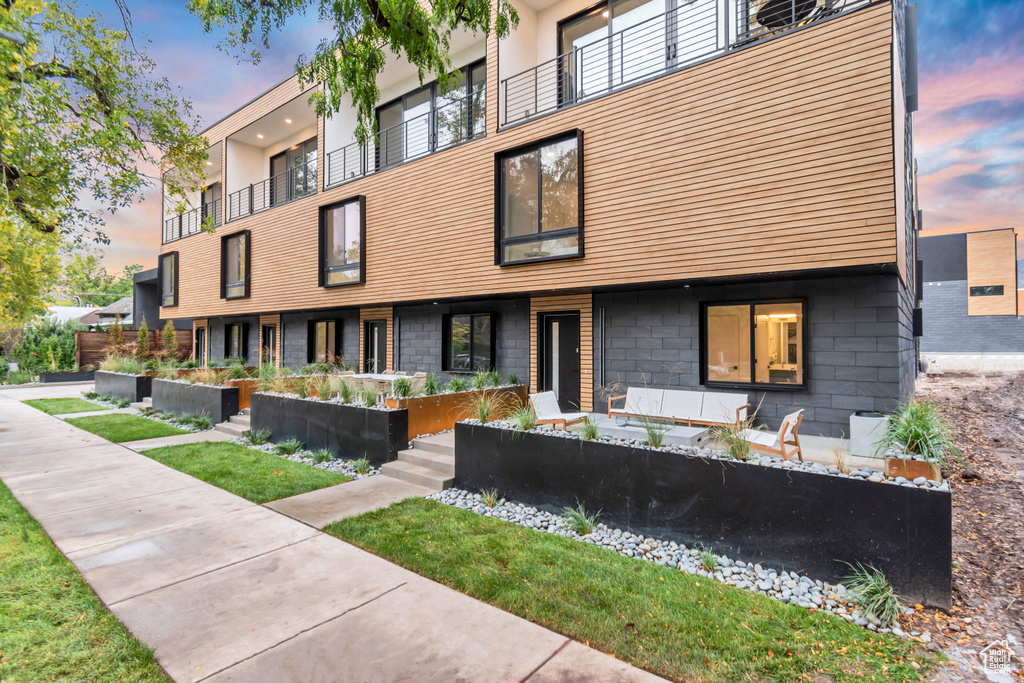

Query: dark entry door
195,327,206,365
364,320,386,373
541,313,581,411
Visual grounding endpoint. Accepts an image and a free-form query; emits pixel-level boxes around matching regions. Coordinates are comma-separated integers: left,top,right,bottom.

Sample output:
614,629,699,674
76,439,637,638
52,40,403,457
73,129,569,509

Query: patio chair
529,391,587,430
394,371,408,376
737,409,804,461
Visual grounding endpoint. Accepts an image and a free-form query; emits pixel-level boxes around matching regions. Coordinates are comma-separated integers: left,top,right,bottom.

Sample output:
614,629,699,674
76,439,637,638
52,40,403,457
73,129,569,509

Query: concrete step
142,397,152,407
398,448,455,476
229,414,251,427
129,401,147,411
412,432,455,457
214,421,247,437
380,461,453,492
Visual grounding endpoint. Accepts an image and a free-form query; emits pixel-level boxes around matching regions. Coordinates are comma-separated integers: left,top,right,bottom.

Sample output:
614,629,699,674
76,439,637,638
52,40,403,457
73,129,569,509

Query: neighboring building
157,0,920,438
80,296,134,328
45,305,97,324
920,229,1024,353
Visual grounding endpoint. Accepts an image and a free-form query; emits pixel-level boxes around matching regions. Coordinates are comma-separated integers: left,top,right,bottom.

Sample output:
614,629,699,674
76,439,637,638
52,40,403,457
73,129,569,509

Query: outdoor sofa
607,387,749,427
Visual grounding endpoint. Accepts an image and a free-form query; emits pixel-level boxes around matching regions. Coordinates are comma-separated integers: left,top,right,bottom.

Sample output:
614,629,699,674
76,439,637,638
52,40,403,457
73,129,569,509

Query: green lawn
327,498,935,683
65,413,187,443
23,397,110,416
0,480,168,682
142,442,350,504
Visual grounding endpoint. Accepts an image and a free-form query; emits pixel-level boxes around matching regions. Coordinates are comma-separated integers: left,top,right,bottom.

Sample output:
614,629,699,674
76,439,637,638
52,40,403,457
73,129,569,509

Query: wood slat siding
967,230,1018,316
161,3,897,323
530,294,594,412
359,307,394,372
1018,290,1024,317
258,314,282,367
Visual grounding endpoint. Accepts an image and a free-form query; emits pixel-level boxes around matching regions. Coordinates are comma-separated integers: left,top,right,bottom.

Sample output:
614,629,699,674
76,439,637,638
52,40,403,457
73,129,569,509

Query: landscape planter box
225,378,260,411
385,385,528,437
251,393,408,465
152,379,239,424
40,371,95,383
455,423,953,608
95,371,152,402
884,457,942,482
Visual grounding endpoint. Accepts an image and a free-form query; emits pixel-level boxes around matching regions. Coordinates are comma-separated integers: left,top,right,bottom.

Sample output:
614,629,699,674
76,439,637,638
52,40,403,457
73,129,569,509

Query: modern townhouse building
159,0,920,438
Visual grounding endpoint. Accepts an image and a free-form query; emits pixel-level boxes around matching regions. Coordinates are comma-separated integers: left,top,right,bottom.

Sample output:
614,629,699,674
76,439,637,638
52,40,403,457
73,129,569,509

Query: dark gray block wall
394,298,530,382
593,274,916,438
920,281,1024,353
208,316,259,364
280,310,359,368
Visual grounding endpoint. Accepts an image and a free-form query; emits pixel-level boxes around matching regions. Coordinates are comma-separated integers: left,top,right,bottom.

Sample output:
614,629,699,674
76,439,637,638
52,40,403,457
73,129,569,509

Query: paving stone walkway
0,385,666,683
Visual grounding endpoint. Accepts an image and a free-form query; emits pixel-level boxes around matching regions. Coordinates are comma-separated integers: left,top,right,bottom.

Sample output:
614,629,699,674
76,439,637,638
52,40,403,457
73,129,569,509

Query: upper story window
702,301,805,389
159,252,178,307
319,197,365,287
969,285,1004,296
270,137,317,205
443,313,494,372
496,131,582,266
221,231,250,299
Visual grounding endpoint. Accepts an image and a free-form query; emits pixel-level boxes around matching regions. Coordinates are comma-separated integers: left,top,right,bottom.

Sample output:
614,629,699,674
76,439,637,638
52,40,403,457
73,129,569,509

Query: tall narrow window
194,327,207,365
703,301,805,388
159,252,178,307
224,323,248,361
221,231,250,299
308,320,342,363
497,131,582,265
270,137,317,205
444,313,495,372
261,324,277,365
320,197,365,286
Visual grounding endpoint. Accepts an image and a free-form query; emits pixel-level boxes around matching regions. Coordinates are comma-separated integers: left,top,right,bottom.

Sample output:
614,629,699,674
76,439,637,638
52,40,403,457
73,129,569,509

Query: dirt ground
911,372,1024,682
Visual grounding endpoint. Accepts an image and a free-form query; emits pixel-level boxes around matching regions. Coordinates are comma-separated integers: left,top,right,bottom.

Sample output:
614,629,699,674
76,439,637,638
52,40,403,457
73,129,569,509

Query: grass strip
23,397,110,416
142,442,350,504
65,414,188,443
327,498,935,683
0,479,168,682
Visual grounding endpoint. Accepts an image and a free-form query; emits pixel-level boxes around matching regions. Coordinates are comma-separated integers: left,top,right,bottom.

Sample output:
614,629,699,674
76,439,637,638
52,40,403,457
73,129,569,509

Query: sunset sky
82,0,1024,272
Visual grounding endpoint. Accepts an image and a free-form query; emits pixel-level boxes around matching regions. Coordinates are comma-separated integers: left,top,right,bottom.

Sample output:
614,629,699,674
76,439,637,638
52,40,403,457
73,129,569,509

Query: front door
540,313,581,411
364,320,386,373
261,324,276,366
195,327,206,366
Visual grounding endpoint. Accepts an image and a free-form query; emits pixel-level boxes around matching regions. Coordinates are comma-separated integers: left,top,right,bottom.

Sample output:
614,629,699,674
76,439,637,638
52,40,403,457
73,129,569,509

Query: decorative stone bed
454,421,953,608
84,395,213,433
231,437,381,480
94,370,152,403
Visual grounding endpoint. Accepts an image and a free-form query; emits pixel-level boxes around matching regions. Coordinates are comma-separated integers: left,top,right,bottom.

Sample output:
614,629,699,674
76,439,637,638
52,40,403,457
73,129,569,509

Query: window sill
498,253,582,268
322,278,363,289
702,381,807,393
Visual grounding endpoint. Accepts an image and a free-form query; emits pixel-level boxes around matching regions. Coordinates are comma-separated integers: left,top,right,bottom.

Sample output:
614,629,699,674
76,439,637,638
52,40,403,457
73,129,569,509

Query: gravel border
83,395,213,433
230,438,381,479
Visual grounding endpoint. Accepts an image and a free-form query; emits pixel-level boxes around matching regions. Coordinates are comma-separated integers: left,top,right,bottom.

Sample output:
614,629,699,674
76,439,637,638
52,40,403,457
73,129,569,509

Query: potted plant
877,399,958,482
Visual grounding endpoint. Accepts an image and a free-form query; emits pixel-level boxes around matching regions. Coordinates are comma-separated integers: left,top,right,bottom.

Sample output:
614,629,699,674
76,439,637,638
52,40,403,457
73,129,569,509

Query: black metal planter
40,371,95,383
454,423,952,608
94,371,152,403
152,379,239,424
250,393,408,465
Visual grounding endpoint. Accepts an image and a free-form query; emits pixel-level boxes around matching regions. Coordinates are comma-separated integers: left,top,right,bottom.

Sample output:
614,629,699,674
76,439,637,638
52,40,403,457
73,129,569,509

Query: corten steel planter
251,393,408,465
884,457,942,482
385,385,528,438
152,379,239,424
454,423,953,608
40,371,95,383
225,378,260,410
95,371,151,402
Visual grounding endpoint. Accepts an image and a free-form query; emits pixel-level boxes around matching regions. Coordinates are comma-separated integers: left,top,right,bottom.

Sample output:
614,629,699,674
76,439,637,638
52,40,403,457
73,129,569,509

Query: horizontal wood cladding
967,230,1018,316
530,294,594,412
359,307,394,372
161,2,896,321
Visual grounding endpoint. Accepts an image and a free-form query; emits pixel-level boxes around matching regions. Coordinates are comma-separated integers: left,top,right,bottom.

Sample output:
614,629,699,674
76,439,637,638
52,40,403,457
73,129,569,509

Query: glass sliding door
558,6,609,105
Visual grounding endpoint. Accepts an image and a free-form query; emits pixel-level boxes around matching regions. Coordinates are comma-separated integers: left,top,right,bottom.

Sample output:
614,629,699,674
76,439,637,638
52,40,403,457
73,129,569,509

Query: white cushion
779,410,803,441
530,392,565,420
658,390,704,420
738,429,778,447
623,387,664,417
699,392,748,424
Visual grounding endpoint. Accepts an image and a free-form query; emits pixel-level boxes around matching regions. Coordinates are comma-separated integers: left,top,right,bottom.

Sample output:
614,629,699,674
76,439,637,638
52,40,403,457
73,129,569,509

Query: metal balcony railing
324,92,485,187
501,0,869,126
163,199,221,243
227,161,317,221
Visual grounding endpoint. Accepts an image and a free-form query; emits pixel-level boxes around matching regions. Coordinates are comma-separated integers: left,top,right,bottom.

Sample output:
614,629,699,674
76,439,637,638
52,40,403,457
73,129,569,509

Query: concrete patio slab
111,535,412,681
122,429,234,451
529,640,668,682
69,505,320,605
265,475,431,528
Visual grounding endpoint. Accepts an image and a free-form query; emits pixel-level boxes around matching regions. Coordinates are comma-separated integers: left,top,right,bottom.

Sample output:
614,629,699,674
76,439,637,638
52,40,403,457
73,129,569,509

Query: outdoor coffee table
598,417,709,448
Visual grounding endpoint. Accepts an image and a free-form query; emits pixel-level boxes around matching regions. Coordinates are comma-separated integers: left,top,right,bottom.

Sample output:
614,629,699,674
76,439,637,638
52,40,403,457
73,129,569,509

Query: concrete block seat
607,387,749,427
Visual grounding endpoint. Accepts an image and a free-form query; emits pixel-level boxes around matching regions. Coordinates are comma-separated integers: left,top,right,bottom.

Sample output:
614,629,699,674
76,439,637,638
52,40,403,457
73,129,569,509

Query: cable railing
227,161,317,221
325,92,485,187
162,199,221,243
501,0,869,126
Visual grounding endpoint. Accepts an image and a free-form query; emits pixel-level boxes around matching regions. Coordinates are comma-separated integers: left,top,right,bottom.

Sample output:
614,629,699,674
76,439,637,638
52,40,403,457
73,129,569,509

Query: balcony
500,0,868,127
162,141,222,244
227,161,317,220
163,200,221,243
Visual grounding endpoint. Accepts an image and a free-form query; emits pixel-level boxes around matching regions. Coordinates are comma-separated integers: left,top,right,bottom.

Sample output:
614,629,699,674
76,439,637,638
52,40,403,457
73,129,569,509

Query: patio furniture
529,391,587,430
607,388,749,427
737,409,804,461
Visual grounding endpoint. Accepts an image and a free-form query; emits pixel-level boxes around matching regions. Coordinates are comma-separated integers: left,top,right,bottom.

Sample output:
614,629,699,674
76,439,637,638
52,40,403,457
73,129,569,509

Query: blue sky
80,0,1024,271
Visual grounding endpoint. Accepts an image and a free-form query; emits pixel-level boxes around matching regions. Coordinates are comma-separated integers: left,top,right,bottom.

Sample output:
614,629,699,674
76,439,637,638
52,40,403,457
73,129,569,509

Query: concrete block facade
280,310,359,367
920,281,1024,353
207,316,259,364
593,274,915,438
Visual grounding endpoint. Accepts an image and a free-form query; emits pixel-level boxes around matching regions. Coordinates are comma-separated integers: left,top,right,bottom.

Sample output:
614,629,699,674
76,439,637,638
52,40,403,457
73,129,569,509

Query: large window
270,137,317,205
319,197,365,286
159,252,178,307
497,131,582,265
224,323,248,361
703,301,804,388
444,313,494,372
221,231,250,299
308,320,341,363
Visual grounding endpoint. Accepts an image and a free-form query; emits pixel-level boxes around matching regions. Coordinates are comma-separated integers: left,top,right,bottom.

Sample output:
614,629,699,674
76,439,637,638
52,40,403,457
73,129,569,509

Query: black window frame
307,319,342,364
969,285,1004,297
494,129,584,267
261,324,277,365
158,251,179,308
318,196,367,288
442,312,496,373
224,322,249,362
220,230,251,300
269,136,318,204
699,298,809,392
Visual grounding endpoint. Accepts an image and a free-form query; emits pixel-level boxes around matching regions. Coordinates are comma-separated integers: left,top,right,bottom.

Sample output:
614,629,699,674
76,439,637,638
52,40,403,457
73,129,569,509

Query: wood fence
75,330,193,369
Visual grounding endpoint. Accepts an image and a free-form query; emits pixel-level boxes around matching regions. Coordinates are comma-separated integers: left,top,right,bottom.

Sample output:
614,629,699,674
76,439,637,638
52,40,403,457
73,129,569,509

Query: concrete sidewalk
0,386,666,683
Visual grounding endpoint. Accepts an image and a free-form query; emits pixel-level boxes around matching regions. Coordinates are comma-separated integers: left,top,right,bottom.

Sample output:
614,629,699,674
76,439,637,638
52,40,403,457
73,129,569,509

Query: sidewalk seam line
519,638,571,683
32,482,211,521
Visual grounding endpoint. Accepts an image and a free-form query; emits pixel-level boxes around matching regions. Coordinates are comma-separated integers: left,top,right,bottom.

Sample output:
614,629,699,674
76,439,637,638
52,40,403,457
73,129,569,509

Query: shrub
360,386,378,407
111,397,130,409
311,448,333,463
351,457,371,474
223,359,247,380
273,437,304,455
711,418,754,461
581,414,601,441
256,363,279,392
509,404,537,431
467,390,506,423
391,376,413,398
507,373,519,386
697,544,718,573
139,406,157,417
156,361,178,380
84,391,99,399
640,416,669,449
243,428,272,445
480,488,500,508
446,376,469,393
107,318,124,350
135,317,150,358
294,376,311,399
486,369,501,387
189,414,213,431
878,399,960,464
843,563,905,627
334,378,355,404
562,501,600,536
6,370,34,384
311,376,334,400
161,320,178,359
423,372,441,396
